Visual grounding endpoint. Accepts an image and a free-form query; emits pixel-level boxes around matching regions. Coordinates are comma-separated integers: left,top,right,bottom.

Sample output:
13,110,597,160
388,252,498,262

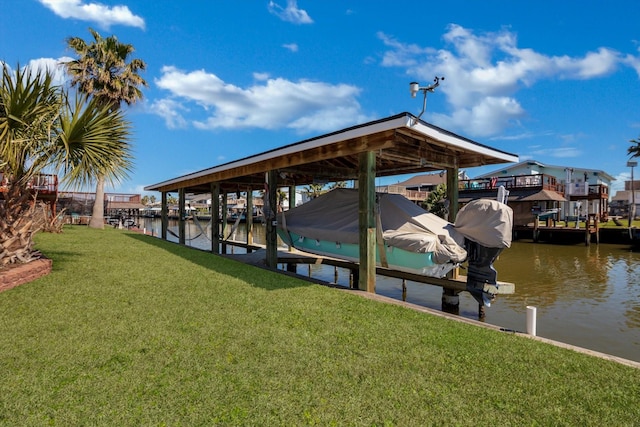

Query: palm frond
53,94,133,190
0,63,62,181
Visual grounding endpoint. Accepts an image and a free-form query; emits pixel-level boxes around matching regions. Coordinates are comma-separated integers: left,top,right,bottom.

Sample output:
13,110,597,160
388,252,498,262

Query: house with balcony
0,173,59,214
459,160,613,226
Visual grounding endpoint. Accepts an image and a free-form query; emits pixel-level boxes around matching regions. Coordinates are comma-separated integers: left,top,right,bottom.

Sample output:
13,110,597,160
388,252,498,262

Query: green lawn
0,226,638,426
600,218,640,228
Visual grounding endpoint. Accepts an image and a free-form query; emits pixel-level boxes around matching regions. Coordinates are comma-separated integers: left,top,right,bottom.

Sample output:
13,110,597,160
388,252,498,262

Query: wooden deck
514,214,601,245
0,173,59,212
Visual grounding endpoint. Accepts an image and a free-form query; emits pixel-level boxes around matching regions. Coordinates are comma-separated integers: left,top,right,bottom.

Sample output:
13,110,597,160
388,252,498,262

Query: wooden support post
288,185,296,252
161,191,168,240
446,166,461,278
288,185,296,210
446,165,459,223
350,268,359,289
479,303,486,320
441,288,460,315
246,189,254,253
211,182,220,254
221,193,228,253
358,151,376,293
178,188,186,245
265,170,278,268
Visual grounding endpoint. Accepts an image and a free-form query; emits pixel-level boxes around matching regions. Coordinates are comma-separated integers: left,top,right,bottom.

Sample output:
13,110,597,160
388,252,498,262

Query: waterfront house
376,171,470,205
459,160,614,226
609,180,640,218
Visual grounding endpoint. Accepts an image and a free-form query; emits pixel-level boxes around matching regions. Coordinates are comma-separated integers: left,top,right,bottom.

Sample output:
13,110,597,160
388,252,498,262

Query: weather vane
409,76,444,125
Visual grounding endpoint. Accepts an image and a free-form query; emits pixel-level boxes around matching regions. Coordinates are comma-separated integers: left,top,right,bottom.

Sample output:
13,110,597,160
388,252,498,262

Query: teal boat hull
278,229,457,278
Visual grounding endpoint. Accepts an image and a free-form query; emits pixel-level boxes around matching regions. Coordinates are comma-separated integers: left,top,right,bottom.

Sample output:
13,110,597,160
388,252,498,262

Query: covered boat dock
145,112,518,298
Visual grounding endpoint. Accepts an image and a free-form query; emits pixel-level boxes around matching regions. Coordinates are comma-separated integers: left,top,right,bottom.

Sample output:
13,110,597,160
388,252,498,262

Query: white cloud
253,72,270,81
148,98,188,129
378,32,434,67
553,48,620,79
268,0,313,24
29,57,71,85
38,0,145,30
283,43,299,52
622,48,640,77
432,96,525,137
529,146,582,158
611,172,629,194
380,24,629,137
153,66,368,133
2,57,71,85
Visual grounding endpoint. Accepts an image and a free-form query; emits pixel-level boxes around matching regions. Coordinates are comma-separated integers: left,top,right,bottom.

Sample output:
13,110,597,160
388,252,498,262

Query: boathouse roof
145,112,518,194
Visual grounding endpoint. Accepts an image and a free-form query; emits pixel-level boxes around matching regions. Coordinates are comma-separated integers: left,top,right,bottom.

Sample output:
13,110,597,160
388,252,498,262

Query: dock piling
526,306,537,336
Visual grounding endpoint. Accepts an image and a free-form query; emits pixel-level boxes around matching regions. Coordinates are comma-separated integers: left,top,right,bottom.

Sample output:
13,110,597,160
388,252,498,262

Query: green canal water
143,218,640,363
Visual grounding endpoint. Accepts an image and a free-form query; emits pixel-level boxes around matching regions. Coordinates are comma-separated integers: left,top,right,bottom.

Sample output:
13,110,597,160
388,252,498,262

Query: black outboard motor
464,239,504,306
454,198,513,307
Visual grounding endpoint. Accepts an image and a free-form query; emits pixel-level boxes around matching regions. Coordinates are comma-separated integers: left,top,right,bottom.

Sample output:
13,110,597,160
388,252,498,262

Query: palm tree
64,28,147,228
276,189,287,212
628,136,640,159
0,63,132,266
0,64,61,265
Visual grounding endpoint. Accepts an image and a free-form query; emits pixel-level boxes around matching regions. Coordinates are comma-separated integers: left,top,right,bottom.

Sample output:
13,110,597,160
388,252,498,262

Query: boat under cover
277,188,512,294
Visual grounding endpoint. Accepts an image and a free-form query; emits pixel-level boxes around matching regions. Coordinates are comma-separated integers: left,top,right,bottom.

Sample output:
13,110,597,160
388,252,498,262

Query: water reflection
139,218,640,362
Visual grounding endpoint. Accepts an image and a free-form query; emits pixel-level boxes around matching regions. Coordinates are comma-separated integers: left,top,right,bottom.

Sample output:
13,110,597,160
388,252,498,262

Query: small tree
305,183,324,198
328,181,347,189
423,183,448,219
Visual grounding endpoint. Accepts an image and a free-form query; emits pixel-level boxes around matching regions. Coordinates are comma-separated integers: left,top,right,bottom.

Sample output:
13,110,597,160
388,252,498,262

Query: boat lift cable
192,215,212,241
166,226,203,242
224,208,245,242
280,207,295,247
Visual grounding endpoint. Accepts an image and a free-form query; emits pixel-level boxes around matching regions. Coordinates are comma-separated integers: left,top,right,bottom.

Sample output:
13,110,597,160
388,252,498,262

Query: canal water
139,218,640,363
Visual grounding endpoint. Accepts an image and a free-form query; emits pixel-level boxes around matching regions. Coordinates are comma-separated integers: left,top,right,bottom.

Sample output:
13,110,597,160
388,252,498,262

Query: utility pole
627,161,637,227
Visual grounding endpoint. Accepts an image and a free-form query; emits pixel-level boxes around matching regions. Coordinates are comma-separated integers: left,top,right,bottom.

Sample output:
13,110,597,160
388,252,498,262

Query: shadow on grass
124,232,330,292
37,250,82,273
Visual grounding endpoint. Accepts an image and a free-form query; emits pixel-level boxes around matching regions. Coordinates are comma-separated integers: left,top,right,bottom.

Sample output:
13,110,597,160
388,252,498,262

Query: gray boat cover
279,188,468,264
454,198,513,249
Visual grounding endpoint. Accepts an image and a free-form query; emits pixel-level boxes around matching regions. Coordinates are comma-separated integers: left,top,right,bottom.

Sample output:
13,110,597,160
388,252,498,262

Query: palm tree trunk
88,177,106,229
0,183,41,266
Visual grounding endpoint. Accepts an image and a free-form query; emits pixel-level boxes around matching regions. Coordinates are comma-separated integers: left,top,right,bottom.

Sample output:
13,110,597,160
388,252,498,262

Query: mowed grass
0,226,638,426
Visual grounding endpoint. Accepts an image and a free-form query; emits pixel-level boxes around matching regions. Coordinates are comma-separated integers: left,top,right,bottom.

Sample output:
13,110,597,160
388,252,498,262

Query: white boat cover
279,188,468,264
454,199,513,249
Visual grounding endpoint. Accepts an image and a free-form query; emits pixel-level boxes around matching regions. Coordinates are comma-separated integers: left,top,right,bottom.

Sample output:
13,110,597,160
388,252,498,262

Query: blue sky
2,0,640,195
